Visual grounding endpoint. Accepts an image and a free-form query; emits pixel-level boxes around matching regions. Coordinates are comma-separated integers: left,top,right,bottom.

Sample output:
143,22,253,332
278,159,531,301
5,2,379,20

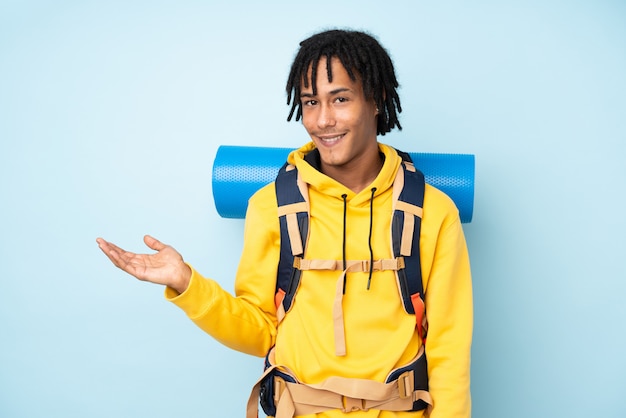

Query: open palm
96,235,191,293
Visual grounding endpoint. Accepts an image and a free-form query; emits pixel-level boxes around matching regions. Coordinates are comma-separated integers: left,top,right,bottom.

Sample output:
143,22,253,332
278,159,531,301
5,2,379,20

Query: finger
96,238,136,269
97,238,126,256
96,237,112,250
97,239,124,264
144,235,167,252
96,237,114,255
97,241,126,269
100,244,145,277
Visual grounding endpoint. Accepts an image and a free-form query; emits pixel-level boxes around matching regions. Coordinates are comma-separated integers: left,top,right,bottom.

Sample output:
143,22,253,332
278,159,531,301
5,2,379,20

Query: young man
97,29,473,417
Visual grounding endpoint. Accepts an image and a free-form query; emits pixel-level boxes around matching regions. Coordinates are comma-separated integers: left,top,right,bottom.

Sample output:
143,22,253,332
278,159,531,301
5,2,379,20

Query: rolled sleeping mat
212,145,475,223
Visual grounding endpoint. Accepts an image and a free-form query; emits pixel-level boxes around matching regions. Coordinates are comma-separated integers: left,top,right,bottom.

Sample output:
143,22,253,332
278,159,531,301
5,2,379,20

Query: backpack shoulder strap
392,150,428,341
274,162,309,321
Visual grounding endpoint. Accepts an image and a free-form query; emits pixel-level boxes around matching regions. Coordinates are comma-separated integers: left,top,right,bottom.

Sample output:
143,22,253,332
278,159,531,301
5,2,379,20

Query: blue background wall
1,1,625,417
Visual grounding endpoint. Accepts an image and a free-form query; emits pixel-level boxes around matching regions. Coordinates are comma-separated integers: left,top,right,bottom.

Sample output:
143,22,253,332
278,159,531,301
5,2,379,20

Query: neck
322,151,384,194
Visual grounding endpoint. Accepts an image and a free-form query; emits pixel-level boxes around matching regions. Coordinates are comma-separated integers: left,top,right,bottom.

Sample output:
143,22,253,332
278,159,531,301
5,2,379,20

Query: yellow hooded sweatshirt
166,142,473,418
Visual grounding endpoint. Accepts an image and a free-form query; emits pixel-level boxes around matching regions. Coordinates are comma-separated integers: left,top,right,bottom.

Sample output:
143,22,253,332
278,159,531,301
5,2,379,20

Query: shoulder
424,183,456,208
242,182,281,242
423,183,461,227
247,182,277,217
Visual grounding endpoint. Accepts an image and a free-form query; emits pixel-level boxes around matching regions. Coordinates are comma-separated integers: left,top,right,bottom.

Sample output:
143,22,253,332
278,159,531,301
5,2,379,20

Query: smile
318,134,345,144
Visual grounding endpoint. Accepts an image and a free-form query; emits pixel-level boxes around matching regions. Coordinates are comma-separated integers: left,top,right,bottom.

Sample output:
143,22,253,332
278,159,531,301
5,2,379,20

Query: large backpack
255,150,431,416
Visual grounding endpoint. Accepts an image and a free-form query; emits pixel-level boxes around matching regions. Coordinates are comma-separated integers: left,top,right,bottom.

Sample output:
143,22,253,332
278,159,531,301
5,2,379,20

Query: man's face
300,57,379,171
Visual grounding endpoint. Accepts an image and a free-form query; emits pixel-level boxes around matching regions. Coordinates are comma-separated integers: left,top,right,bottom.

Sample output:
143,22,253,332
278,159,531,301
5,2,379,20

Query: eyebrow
300,87,352,98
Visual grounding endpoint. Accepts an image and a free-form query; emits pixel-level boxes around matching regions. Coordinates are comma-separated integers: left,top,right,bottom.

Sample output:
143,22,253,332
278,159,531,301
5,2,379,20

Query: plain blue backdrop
1,1,625,417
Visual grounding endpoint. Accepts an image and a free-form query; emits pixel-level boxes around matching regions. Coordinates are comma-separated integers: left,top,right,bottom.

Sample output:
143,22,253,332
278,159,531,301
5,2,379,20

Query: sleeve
423,198,473,418
164,184,280,357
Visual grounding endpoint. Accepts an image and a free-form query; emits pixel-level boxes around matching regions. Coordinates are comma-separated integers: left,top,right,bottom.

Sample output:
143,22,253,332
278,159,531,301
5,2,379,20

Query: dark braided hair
286,29,402,135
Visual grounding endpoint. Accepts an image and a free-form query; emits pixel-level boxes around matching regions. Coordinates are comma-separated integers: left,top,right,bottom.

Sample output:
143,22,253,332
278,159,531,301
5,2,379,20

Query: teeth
321,135,342,142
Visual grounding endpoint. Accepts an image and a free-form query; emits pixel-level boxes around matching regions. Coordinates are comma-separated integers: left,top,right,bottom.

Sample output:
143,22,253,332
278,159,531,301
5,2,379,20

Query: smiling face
300,57,381,182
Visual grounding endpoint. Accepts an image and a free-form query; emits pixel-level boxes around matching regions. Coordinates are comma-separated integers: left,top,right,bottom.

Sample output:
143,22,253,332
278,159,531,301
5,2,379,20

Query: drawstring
367,187,377,290
341,189,378,292
334,188,377,355
341,194,348,294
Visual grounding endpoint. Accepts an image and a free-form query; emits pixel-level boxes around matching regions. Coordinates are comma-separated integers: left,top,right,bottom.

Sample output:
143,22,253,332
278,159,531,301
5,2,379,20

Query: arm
96,185,280,357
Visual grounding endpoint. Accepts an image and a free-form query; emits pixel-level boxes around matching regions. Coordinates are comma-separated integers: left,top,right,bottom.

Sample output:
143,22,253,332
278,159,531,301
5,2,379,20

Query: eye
335,97,348,103
302,99,318,106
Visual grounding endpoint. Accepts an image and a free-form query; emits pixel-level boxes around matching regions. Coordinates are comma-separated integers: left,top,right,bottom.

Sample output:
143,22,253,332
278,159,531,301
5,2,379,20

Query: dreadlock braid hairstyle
286,29,402,135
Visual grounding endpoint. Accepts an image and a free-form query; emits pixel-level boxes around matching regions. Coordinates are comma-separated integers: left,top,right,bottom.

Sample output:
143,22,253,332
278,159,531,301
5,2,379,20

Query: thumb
143,235,167,252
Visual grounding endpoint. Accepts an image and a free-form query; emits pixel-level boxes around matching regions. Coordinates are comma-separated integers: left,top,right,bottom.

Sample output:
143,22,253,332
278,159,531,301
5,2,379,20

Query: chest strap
274,257,406,357
293,257,404,272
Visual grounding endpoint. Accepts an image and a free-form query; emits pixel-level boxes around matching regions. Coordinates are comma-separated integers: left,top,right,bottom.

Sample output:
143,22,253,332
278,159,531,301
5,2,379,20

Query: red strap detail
275,288,286,309
411,293,426,341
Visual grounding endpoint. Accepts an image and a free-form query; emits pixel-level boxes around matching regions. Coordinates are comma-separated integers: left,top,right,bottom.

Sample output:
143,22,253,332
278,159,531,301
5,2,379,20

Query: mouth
316,133,346,145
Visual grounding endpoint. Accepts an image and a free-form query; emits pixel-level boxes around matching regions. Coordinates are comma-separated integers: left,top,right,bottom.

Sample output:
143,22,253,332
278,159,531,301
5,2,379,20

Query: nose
317,103,336,129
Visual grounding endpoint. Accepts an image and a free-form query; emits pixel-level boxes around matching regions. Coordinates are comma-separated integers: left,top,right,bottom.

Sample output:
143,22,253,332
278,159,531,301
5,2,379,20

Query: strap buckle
396,256,405,269
274,376,285,403
397,371,413,399
342,396,369,413
293,256,302,269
